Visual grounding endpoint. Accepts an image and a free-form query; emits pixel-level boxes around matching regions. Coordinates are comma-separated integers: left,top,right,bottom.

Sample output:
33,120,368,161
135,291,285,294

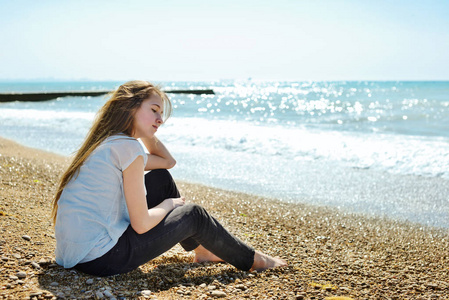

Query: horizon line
0,78,448,83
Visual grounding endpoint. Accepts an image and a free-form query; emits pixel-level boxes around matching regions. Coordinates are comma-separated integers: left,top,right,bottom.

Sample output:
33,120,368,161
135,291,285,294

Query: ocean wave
159,117,449,179
1,108,95,122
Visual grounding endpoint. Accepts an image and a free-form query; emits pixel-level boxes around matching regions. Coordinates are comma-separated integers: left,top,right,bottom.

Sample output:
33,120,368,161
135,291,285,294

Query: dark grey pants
75,169,255,276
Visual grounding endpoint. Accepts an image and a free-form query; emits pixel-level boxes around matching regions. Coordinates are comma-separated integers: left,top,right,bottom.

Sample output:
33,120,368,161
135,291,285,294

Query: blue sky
0,0,448,81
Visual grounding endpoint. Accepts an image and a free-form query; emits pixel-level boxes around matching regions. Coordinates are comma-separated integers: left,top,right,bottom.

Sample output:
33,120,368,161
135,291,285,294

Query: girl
52,80,287,277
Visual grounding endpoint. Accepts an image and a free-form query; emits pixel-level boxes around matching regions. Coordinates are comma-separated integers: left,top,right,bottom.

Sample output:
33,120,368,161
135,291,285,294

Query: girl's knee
170,203,208,225
184,203,206,215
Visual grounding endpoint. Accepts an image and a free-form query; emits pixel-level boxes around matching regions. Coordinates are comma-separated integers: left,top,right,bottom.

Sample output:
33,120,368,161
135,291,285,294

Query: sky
0,0,448,81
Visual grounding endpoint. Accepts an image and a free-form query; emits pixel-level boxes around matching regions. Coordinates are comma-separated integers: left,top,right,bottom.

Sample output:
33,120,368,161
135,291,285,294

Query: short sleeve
110,138,148,171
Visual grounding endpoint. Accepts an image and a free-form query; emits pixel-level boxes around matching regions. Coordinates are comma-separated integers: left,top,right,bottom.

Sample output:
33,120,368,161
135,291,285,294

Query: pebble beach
1,136,449,300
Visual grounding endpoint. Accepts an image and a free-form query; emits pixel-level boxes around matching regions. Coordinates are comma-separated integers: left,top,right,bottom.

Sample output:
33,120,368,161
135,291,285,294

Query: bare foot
250,250,287,272
193,245,224,263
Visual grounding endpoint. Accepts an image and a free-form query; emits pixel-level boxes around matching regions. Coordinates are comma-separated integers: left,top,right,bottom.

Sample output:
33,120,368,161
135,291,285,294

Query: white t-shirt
55,134,148,268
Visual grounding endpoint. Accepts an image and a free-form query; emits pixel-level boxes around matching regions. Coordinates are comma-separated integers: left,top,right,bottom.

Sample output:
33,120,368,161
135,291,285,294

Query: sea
1,80,448,228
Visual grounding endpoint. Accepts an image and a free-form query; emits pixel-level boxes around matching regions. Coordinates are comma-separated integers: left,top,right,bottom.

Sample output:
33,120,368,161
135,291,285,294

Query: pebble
31,261,41,269
9,275,18,281
95,291,104,299
103,290,114,298
16,271,27,278
141,290,152,297
427,283,439,289
86,278,94,285
22,235,31,241
38,258,49,265
50,282,59,287
211,290,227,298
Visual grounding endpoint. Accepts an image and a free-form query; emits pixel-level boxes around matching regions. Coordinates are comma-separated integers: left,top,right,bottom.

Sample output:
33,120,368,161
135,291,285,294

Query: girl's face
132,93,164,139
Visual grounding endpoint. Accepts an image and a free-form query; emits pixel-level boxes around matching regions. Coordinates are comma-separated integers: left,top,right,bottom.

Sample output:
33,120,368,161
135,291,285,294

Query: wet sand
1,137,448,299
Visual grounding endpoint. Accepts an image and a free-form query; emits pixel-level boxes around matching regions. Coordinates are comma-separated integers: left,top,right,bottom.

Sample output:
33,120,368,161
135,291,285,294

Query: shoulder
99,135,140,152
105,135,147,169
105,134,139,146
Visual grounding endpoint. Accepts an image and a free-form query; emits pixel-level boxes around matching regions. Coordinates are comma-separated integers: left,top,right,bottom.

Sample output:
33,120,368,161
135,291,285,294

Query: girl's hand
164,197,186,209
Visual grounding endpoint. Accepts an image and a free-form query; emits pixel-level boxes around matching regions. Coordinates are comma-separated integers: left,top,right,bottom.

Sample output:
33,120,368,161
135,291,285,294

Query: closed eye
150,103,163,115
150,105,160,113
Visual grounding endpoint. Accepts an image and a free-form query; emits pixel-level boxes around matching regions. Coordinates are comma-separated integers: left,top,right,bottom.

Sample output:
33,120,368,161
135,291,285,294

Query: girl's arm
140,136,176,170
123,156,185,234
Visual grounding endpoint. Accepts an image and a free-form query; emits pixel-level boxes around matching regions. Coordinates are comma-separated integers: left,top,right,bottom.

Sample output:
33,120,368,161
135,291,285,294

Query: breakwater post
0,89,215,102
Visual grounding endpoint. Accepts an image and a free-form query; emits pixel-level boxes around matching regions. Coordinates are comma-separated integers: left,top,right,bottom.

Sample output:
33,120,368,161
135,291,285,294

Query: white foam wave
1,108,95,122
159,117,449,179
1,107,447,179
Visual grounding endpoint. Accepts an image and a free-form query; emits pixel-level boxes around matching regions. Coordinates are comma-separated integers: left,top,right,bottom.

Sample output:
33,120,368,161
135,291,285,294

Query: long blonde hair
51,80,172,224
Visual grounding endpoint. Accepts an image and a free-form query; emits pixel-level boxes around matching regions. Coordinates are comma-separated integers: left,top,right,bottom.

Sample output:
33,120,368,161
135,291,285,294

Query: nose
156,115,163,124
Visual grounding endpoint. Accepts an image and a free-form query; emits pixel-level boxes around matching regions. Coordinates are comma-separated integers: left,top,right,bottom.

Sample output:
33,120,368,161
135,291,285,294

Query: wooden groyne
0,91,109,102
0,89,215,102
